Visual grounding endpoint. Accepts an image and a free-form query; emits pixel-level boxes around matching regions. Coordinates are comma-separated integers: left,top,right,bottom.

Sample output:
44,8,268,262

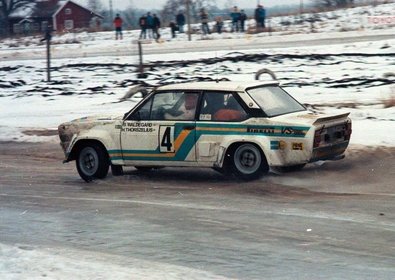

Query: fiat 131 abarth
58,81,352,182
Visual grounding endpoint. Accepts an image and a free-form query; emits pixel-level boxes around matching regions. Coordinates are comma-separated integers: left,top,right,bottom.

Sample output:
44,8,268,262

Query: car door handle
184,126,195,130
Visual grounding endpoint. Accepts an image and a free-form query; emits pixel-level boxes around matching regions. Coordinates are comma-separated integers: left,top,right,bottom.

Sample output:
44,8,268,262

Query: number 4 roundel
159,126,175,153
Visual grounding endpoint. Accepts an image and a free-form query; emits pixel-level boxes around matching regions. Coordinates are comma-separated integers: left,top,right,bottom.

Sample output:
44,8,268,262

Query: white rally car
58,81,352,182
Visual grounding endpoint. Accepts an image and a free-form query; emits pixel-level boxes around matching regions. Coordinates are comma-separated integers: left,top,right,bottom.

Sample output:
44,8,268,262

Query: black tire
278,164,306,173
111,164,124,176
76,143,109,182
229,143,268,180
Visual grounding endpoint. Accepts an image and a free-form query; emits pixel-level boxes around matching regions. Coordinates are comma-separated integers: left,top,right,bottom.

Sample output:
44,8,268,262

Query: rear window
247,86,306,117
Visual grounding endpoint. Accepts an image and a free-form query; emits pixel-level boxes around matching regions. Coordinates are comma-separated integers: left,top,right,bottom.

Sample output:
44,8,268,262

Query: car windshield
247,86,306,117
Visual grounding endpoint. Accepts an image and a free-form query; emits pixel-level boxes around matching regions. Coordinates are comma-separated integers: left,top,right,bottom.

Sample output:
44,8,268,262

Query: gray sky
77,0,307,10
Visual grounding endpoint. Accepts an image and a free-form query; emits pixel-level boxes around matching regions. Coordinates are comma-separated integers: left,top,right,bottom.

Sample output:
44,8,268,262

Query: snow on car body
58,81,352,181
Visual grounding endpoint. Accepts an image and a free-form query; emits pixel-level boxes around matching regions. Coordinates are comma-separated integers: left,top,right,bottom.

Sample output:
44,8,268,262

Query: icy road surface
0,142,394,279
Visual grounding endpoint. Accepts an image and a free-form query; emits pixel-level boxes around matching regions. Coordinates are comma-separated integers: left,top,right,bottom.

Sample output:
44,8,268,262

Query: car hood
271,111,350,126
67,114,123,124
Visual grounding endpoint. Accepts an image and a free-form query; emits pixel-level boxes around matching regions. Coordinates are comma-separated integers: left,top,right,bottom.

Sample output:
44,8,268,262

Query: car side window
150,91,200,120
127,98,152,120
161,92,199,121
129,91,200,121
199,92,247,122
129,92,177,120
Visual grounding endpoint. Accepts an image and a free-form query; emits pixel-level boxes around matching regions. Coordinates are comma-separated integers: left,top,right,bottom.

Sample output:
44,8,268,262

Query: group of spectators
138,12,161,40
212,5,266,35
112,4,267,40
113,12,161,40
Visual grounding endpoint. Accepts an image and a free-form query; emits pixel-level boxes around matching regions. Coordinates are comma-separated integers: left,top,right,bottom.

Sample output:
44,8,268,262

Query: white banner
367,16,395,25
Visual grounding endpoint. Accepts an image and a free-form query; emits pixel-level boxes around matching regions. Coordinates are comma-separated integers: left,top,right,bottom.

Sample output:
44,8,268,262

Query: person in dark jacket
200,8,210,35
153,14,161,40
176,11,186,33
215,16,223,34
146,12,154,38
138,14,147,39
230,6,240,32
169,21,177,38
239,9,247,32
254,5,266,32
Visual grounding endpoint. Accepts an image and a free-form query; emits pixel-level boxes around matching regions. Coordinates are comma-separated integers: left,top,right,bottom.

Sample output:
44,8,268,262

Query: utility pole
300,0,304,15
41,27,52,82
137,41,147,79
109,0,113,21
186,0,192,41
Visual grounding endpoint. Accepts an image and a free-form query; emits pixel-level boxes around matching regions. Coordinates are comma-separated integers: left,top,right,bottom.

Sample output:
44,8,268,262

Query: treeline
313,0,355,7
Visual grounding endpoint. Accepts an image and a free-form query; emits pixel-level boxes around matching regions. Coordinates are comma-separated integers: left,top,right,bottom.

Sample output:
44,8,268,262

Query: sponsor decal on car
109,123,309,161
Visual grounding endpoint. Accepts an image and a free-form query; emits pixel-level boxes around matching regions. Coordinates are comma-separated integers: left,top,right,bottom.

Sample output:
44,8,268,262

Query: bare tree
87,0,103,13
190,0,217,20
224,0,236,9
313,0,355,8
161,0,180,24
161,0,217,25
123,5,139,29
0,0,31,36
314,0,333,7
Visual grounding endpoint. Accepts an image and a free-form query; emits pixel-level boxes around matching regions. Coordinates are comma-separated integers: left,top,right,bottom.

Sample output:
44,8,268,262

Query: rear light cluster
344,121,352,140
314,130,322,148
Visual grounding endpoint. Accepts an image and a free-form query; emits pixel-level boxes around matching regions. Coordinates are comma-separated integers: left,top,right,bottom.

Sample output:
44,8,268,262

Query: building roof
9,0,102,19
156,81,279,92
10,0,63,18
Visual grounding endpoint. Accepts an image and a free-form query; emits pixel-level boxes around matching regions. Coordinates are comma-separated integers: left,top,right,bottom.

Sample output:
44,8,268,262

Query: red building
9,0,103,35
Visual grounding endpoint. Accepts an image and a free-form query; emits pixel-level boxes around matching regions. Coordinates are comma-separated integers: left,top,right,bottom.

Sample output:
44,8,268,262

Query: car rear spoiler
313,112,350,125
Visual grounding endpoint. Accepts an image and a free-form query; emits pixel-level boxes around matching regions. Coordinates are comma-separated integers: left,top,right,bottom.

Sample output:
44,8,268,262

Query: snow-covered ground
1,37,393,146
0,243,229,280
0,2,394,147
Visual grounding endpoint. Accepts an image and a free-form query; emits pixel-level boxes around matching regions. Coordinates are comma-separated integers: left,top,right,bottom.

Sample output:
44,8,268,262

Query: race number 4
159,126,175,152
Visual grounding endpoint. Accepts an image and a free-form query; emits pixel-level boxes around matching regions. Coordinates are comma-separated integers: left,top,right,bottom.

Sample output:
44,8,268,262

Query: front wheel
229,143,268,180
76,144,109,182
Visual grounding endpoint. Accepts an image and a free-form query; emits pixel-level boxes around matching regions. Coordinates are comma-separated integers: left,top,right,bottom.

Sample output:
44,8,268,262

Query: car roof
156,81,279,92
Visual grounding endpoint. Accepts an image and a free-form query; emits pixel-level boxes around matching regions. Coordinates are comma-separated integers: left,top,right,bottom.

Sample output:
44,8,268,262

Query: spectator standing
153,14,161,40
239,9,247,32
230,6,240,32
254,5,266,32
215,16,223,34
200,8,210,35
169,21,177,38
113,13,123,40
176,11,186,33
139,14,147,39
146,12,154,38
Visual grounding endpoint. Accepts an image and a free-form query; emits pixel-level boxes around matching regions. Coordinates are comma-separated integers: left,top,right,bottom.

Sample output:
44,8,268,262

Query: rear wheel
229,143,268,180
76,144,109,182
